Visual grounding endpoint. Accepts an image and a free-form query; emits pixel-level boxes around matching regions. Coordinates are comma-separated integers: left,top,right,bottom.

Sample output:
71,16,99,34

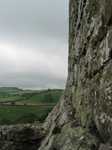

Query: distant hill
0,87,23,93
0,87,63,104
20,89,63,104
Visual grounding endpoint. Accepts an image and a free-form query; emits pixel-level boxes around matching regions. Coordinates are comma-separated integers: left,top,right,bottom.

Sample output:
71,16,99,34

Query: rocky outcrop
39,0,112,150
0,124,45,150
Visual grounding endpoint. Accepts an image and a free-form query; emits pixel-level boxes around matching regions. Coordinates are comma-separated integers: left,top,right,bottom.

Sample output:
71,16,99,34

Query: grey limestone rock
39,0,112,149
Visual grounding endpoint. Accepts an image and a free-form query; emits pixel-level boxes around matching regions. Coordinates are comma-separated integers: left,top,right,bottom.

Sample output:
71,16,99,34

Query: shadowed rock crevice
0,124,45,150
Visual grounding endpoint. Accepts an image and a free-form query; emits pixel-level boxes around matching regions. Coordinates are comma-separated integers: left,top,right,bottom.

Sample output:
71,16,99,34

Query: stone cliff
39,0,112,149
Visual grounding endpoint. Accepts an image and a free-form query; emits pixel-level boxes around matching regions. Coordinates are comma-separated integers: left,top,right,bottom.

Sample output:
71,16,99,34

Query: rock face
0,124,45,150
39,0,112,150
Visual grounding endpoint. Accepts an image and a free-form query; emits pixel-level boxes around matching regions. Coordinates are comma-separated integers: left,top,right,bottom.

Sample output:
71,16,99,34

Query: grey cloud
0,0,68,89
0,0,68,41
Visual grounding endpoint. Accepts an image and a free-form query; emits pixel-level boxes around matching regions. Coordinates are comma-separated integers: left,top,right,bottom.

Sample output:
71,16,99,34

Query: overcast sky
0,0,68,89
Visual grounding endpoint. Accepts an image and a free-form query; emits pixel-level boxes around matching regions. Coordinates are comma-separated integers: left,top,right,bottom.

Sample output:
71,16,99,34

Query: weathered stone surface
99,144,112,150
0,124,45,150
39,0,112,150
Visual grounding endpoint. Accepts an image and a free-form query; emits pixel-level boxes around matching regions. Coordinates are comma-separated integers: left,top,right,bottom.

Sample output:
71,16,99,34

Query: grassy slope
0,87,23,102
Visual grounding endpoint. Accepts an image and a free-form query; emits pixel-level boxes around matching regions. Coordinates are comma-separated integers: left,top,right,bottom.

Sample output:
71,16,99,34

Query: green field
0,87,63,124
0,105,52,124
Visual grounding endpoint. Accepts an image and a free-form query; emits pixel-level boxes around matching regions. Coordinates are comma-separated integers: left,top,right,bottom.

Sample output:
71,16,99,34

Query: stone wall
39,0,112,150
